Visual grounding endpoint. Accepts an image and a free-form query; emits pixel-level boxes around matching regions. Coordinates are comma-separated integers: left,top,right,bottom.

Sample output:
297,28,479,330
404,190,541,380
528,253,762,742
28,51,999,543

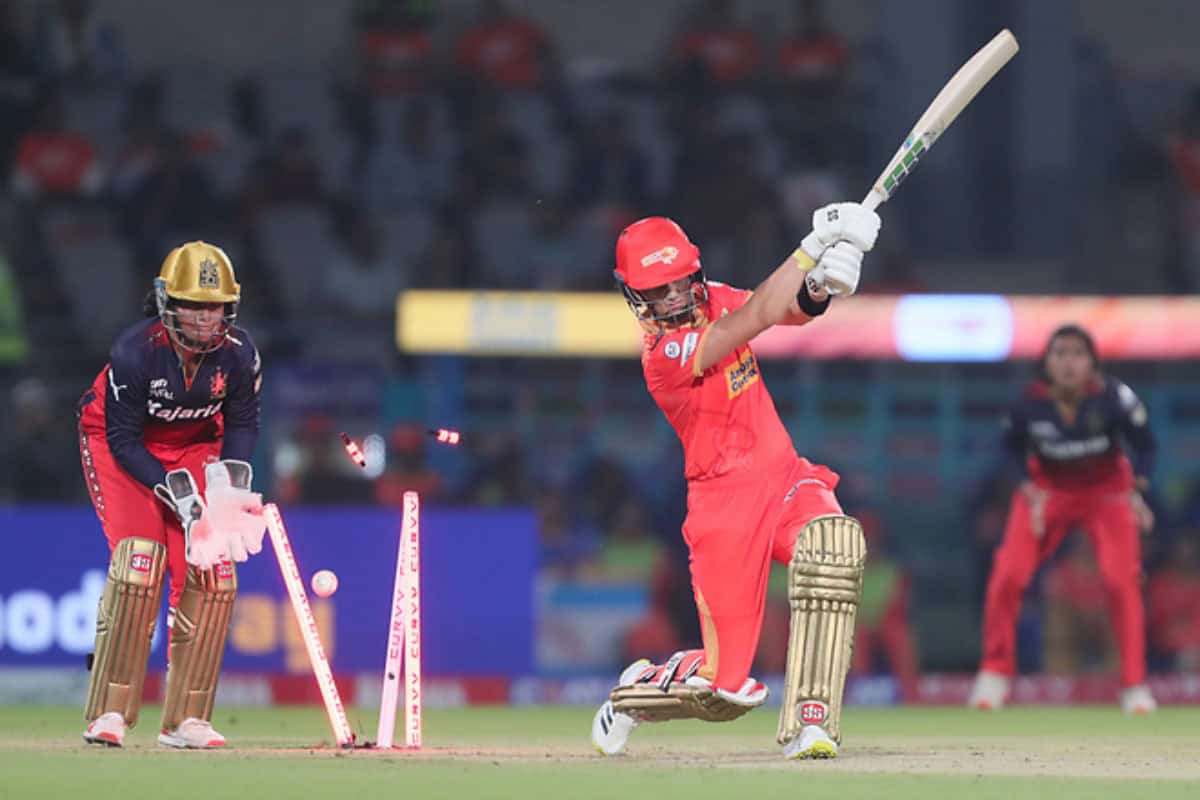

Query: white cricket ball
311,569,339,598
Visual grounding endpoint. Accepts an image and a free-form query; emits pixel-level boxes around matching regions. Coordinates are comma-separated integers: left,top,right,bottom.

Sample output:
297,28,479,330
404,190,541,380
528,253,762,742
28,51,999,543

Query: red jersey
642,282,796,482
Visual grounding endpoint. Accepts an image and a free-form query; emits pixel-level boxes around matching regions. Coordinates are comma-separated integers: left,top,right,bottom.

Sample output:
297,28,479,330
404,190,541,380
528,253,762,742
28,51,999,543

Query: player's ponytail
141,288,158,318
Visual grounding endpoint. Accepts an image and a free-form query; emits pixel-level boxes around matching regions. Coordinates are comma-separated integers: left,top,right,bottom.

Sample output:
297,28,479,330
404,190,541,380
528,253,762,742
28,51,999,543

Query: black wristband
796,279,832,317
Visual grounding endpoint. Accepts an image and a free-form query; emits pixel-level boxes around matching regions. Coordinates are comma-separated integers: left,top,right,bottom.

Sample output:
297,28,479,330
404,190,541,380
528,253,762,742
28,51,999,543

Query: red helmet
613,217,707,329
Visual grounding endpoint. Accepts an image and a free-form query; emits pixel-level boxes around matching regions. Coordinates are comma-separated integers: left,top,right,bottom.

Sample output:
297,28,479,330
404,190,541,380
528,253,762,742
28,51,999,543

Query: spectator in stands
850,511,919,695
321,209,406,360
452,0,558,93
456,430,532,506
11,86,103,198
537,486,601,578
415,165,483,289
770,0,854,168
35,0,123,87
570,110,650,217
352,0,436,96
514,195,601,290
375,423,446,505
1167,86,1200,292
458,95,531,202
0,1,39,179
283,413,376,505
357,99,453,208
120,131,221,268
0,377,82,501
109,76,169,198
1043,536,1119,676
238,126,327,226
589,499,664,583
1147,532,1200,671
665,0,762,94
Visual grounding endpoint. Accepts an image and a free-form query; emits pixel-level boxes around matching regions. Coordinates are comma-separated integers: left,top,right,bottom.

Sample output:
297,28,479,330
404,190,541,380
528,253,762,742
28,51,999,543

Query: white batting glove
204,460,266,563
808,241,864,297
799,202,883,260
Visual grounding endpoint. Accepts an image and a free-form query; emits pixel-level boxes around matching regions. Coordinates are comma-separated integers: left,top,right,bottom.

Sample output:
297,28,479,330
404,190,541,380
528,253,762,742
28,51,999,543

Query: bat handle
862,189,885,212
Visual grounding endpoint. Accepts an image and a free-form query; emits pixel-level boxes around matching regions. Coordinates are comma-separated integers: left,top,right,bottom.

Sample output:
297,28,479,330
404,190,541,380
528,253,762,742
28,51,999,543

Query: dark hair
142,288,158,318
1038,323,1098,381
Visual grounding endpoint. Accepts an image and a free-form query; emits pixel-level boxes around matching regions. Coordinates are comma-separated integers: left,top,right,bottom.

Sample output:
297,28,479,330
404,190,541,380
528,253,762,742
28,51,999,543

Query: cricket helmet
154,241,240,353
613,217,708,330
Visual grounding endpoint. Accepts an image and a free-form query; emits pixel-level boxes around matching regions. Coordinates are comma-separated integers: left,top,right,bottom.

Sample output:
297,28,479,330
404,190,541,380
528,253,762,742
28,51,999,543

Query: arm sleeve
1002,402,1029,480
104,344,168,489
1113,381,1156,486
220,337,262,466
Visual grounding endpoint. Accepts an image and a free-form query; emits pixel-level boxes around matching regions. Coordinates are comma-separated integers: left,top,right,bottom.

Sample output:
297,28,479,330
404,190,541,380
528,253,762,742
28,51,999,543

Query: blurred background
2,0,1200,709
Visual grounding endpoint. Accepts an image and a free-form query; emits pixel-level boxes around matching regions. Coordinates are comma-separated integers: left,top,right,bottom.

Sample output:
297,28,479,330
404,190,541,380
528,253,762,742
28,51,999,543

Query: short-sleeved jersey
77,316,262,489
642,282,797,483
1004,375,1155,492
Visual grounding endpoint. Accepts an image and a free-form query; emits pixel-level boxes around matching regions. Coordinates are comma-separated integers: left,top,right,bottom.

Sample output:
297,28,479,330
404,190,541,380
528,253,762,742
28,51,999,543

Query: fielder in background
969,324,1158,714
591,204,880,759
76,241,267,748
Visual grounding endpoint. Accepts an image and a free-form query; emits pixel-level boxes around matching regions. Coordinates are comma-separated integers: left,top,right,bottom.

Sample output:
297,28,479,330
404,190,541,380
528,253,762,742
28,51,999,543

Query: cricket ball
311,569,339,598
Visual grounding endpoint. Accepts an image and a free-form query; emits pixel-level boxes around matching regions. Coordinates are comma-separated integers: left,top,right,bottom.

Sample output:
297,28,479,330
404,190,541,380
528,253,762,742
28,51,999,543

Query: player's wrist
796,275,831,316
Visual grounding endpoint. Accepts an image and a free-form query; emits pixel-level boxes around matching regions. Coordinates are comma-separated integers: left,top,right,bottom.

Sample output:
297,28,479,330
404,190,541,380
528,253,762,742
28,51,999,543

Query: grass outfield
2,705,1198,799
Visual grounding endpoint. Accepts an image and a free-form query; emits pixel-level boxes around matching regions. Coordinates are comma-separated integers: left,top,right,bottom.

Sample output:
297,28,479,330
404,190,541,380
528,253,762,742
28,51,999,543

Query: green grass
2,705,1198,800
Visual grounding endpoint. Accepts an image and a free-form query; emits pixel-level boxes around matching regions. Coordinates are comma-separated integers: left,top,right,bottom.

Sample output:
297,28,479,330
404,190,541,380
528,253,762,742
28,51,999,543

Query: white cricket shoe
968,670,1010,711
591,658,651,756
83,711,126,747
1120,684,1157,715
782,725,838,759
158,717,227,749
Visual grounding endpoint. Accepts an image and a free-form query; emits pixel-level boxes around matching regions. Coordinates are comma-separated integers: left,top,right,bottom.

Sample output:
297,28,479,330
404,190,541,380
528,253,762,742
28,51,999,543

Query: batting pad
85,538,167,726
161,563,237,730
777,515,866,746
611,679,763,723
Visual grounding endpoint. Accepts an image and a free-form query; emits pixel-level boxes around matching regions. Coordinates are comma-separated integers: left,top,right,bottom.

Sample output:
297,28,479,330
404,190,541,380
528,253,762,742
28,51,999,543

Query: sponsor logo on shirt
1035,434,1111,460
146,399,222,422
149,378,174,400
725,349,759,398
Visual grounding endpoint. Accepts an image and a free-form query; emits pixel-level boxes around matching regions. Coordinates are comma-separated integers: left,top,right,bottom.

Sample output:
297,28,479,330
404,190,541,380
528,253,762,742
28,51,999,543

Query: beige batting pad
777,515,866,745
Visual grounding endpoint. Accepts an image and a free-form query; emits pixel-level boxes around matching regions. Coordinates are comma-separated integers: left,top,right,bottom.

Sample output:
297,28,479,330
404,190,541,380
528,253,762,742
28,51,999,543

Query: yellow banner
397,291,640,357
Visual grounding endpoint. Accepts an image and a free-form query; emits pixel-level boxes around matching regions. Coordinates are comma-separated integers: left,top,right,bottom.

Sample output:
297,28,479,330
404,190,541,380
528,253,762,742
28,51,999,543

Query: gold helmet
153,241,241,353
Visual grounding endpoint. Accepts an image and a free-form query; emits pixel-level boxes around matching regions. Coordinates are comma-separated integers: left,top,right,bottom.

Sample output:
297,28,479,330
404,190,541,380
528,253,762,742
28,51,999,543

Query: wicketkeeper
77,242,267,747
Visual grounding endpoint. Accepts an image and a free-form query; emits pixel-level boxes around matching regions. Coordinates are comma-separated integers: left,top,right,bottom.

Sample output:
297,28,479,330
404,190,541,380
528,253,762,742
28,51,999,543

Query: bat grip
862,189,885,212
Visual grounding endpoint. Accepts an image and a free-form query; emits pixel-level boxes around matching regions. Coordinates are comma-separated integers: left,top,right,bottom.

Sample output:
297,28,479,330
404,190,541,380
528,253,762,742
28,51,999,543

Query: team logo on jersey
210,368,227,400
640,246,679,268
725,349,759,398
662,332,700,368
198,257,220,288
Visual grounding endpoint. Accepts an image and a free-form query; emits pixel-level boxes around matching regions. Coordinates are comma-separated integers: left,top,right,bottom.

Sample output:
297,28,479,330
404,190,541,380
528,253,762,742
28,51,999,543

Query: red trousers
979,486,1146,687
79,426,219,607
683,458,842,692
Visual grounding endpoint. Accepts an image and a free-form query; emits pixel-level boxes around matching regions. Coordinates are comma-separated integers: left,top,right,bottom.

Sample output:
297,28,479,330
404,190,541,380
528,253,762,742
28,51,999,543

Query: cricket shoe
968,670,1010,711
83,711,126,747
591,658,652,756
782,725,838,759
1119,684,1157,715
158,718,226,749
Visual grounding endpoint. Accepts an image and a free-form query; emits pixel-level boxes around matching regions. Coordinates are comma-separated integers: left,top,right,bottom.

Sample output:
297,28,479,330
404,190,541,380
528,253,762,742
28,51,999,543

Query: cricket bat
863,29,1020,212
